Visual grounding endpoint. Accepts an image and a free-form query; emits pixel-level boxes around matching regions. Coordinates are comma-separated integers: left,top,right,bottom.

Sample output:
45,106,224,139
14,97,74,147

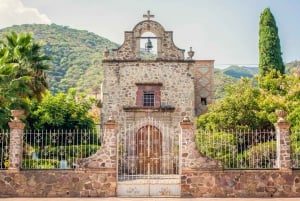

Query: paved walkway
1,198,299,201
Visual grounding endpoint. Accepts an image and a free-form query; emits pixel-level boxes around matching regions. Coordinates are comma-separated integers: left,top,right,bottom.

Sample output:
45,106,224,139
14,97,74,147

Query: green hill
213,65,258,99
0,24,119,94
0,24,238,98
222,65,258,79
2,24,296,100
213,68,238,99
285,60,300,74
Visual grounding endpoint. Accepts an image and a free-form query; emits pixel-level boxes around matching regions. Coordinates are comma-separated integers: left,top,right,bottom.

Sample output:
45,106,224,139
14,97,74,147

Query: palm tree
0,49,12,128
0,31,50,110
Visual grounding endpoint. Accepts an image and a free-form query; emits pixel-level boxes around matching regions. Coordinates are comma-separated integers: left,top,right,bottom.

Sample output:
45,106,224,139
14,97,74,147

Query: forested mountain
213,61,300,99
222,65,258,78
1,24,298,98
0,24,119,94
213,69,238,99
286,60,300,74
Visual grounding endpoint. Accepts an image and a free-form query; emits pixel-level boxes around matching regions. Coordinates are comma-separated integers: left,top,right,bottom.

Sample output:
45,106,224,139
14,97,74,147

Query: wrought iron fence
22,130,101,169
0,130,9,169
291,130,300,169
196,130,277,169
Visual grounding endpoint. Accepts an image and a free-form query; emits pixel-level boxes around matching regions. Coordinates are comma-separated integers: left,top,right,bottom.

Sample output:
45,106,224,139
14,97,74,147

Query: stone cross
143,10,154,20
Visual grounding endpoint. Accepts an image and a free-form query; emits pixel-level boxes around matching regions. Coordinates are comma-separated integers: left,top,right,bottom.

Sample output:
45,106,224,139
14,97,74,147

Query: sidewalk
1,198,300,201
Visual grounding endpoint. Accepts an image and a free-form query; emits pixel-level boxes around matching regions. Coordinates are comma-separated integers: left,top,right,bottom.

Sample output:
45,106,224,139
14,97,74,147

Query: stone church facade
99,11,215,196
2,11,300,199
101,11,214,128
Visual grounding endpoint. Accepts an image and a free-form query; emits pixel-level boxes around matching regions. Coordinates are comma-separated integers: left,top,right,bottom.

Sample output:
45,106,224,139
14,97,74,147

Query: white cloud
0,0,51,29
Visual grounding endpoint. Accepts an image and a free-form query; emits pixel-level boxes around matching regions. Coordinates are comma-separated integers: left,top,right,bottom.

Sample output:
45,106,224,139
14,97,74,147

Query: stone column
180,116,194,168
8,110,25,171
102,117,118,168
274,110,291,170
78,116,118,169
180,116,221,198
180,116,221,169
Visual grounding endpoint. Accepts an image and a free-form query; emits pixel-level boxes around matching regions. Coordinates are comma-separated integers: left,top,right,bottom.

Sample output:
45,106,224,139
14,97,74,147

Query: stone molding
275,121,291,129
180,121,193,129
123,106,175,112
8,121,25,129
194,60,215,65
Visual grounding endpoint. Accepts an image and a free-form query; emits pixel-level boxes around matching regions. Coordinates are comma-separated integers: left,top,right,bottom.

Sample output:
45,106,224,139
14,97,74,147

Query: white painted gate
117,117,181,197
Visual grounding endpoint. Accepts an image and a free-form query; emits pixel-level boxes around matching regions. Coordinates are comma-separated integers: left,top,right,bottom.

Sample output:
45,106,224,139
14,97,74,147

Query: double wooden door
117,118,181,197
136,125,162,174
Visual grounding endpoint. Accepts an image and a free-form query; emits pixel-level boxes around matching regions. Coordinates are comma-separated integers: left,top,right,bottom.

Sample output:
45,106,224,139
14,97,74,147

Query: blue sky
1,0,300,68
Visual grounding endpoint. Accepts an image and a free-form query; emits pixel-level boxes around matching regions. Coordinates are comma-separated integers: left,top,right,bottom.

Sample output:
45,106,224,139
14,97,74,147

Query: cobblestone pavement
1,198,300,201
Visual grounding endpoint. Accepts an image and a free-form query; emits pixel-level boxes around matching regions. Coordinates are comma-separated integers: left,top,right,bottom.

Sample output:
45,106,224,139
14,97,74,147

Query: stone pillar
78,116,118,169
180,116,194,168
102,117,118,168
274,110,291,170
180,116,221,169
180,116,221,198
8,110,25,171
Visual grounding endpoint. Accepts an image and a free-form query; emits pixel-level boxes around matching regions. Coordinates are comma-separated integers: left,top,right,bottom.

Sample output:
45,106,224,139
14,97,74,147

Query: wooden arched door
136,125,162,174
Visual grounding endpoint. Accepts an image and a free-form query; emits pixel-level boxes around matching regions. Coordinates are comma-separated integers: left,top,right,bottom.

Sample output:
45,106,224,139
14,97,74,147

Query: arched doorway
117,117,181,197
136,125,162,174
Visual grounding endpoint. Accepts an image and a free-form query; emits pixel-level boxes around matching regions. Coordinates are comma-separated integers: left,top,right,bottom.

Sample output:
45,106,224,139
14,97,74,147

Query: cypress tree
259,8,285,76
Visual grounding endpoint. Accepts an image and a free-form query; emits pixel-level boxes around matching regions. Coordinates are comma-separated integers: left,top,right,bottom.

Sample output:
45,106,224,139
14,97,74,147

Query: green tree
259,8,284,76
0,32,50,128
0,52,11,128
197,78,273,131
0,32,50,109
3,32,50,100
196,131,237,168
26,89,96,130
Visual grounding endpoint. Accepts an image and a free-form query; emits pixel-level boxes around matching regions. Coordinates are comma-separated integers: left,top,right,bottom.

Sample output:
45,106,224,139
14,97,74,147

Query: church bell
145,38,153,52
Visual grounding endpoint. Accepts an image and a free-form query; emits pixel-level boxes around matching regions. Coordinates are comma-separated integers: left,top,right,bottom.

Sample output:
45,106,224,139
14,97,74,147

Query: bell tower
100,10,215,197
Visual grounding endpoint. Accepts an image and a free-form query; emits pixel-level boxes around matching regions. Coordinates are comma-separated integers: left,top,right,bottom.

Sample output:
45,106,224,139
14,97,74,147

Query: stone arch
132,21,164,60
132,117,165,133
113,20,185,60
132,20,165,38
135,124,162,174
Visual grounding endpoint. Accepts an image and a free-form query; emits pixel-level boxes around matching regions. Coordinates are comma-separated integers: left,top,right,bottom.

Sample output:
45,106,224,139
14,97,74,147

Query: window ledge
123,106,175,112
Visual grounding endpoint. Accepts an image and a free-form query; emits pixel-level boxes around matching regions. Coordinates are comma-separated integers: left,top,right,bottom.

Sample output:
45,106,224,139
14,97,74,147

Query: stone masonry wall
114,32,137,60
114,20,184,60
79,120,117,169
0,169,116,197
102,61,195,129
180,119,222,170
1,169,300,197
181,169,300,198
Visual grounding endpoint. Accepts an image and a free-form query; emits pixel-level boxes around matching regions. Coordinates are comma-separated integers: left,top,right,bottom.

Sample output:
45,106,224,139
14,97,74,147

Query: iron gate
117,117,181,197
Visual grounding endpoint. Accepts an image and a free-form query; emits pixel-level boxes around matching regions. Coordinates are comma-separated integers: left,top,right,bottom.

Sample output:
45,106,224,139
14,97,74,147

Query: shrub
196,130,237,168
22,159,60,169
241,141,277,168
